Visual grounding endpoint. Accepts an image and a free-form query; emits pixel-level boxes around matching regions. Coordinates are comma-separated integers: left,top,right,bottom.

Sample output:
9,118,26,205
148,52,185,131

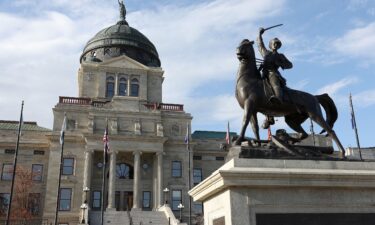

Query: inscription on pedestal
256,213,375,225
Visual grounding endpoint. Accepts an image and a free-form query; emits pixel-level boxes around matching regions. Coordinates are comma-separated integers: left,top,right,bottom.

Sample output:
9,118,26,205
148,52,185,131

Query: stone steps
131,211,169,225
89,210,170,225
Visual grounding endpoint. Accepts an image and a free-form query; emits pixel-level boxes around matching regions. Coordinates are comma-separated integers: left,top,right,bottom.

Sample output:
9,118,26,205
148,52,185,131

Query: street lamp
82,187,90,224
80,203,88,224
177,203,184,222
163,188,169,205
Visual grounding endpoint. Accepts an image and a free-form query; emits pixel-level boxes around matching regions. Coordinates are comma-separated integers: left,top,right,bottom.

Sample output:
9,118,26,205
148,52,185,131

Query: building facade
0,4,229,225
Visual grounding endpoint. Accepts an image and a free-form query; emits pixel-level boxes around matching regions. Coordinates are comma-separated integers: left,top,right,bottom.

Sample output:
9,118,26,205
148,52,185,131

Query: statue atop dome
118,0,126,22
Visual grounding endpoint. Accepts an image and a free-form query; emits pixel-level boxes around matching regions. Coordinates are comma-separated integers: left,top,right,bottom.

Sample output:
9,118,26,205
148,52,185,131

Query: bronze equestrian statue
233,29,346,157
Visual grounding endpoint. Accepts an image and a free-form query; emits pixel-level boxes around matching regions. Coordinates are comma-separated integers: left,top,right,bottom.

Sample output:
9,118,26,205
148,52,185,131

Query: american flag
225,121,230,144
267,127,272,141
103,124,110,162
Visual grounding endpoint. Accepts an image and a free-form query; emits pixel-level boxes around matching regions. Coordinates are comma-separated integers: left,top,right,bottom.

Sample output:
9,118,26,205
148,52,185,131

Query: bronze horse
234,39,346,156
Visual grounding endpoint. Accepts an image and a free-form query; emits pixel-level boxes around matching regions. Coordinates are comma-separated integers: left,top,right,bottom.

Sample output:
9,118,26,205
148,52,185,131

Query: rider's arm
257,28,268,57
278,54,293,69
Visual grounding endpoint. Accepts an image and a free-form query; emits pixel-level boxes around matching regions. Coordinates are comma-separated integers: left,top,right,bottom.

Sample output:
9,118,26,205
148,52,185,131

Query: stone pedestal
189,156,375,225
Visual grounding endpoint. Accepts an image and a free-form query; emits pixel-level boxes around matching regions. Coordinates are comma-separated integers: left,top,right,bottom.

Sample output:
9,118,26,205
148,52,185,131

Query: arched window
118,77,127,96
116,163,134,179
130,78,139,97
106,76,115,98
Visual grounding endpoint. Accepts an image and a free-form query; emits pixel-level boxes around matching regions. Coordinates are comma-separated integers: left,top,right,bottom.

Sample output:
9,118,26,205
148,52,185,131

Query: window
194,202,203,214
106,76,115,98
32,164,43,181
130,78,139,97
62,158,74,175
59,188,72,211
216,156,225,161
33,150,45,155
193,168,202,185
0,193,10,216
142,191,151,209
193,155,202,160
172,161,182,177
118,77,127,96
171,190,182,211
28,193,41,215
116,163,133,179
4,149,15,154
92,191,101,210
1,164,13,181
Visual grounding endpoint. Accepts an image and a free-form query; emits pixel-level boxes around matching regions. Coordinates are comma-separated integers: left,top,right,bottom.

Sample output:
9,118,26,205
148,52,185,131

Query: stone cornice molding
189,158,375,202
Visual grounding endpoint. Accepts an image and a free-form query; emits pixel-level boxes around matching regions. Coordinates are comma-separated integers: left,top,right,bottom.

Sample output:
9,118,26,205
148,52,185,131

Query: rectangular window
28,193,41,215
194,202,203,214
0,193,10,216
216,156,225,161
59,188,72,211
1,164,13,181
32,164,43,181
172,161,182,177
4,149,15,154
193,155,202,160
193,168,203,185
142,191,151,209
92,191,101,210
62,158,74,175
33,150,45,155
171,190,182,211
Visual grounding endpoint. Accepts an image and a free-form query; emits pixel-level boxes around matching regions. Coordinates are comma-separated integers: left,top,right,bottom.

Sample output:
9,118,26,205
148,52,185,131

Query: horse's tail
316,93,338,134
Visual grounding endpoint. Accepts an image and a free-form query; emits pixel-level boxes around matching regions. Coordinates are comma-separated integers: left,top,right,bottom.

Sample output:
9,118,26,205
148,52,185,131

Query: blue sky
0,0,375,149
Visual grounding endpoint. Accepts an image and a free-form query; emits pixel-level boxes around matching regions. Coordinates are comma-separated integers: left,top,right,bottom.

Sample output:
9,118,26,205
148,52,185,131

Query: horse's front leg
234,99,252,145
250,112,260,146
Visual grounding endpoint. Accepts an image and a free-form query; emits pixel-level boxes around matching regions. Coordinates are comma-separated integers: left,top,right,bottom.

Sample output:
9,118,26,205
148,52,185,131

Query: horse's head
236,39,255,62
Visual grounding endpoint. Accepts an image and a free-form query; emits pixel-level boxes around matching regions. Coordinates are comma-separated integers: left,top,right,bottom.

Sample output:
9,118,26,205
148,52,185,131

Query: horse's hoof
233,139,242,146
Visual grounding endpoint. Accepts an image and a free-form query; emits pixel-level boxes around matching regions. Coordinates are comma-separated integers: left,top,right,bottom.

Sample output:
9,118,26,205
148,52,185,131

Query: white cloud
0,0,286,129
316,77,359,96
333,22,375,61
353,89,375,107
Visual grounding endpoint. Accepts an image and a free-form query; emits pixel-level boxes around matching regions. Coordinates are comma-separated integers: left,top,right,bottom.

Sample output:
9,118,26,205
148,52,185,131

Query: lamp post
82,187,90,224
80,203,88,224
83,187,90,201
163,188,169,205
177,203,184,222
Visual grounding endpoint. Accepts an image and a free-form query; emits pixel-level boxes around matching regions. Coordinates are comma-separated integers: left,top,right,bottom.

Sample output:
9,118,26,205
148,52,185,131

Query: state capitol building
0,2,230,225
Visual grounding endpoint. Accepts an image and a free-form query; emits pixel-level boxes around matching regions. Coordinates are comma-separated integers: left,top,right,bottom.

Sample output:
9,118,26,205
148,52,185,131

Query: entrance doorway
115,191,133,211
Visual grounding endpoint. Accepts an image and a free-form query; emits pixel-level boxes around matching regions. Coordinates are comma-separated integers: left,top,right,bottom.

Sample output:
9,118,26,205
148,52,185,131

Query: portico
82,137,167,211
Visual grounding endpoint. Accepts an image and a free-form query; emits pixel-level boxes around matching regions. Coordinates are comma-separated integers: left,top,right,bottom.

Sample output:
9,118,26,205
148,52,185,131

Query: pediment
99,55,149,70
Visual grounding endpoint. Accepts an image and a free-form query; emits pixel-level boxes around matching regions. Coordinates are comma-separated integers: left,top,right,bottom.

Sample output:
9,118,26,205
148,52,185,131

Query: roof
0,120,51,132
192,130,237,140
80,22,160,67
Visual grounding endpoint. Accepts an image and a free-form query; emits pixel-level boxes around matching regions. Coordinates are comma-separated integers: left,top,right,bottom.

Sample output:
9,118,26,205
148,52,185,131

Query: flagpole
5,101,24,225
186,123,192,225
55,113,66,225
310,119,315,147
101,120,109,225
349,93,363,160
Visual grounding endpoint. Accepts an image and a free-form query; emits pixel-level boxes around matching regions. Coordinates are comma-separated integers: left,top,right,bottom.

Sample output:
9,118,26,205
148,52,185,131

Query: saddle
262,76,292,104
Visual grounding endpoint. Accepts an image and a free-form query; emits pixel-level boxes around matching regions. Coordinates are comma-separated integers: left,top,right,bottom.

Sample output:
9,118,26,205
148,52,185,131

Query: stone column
133,151,142,209
156,152,163,208
114,74,119,96
152,155,158,209
108,151,118,209
82,149,93,203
